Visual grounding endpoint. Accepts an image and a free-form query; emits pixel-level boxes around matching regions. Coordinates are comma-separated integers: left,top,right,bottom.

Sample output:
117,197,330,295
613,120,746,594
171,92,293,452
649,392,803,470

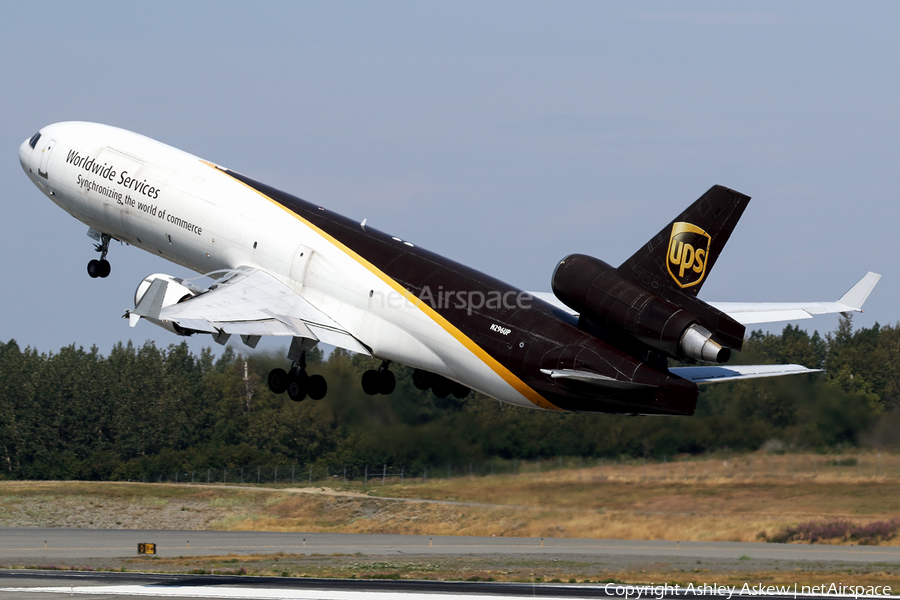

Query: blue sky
1,1,897,357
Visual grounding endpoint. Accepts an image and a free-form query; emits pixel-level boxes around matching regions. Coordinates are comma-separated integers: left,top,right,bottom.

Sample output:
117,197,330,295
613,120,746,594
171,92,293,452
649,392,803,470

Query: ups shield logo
667,222,711,289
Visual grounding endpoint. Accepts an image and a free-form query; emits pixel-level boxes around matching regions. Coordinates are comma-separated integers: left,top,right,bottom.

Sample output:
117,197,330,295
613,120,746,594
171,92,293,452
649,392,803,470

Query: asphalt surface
1,528,898,564
0,529,897,598
0,570,893,600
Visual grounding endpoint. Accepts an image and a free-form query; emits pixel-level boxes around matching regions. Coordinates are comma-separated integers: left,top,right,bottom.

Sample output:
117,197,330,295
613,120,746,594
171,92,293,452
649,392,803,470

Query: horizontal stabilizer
539,368,653,390
670,364,821,384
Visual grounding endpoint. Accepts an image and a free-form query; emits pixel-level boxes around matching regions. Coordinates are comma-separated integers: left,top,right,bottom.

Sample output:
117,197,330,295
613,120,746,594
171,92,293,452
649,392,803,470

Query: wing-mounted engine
129,273,206,335
551,254,742,364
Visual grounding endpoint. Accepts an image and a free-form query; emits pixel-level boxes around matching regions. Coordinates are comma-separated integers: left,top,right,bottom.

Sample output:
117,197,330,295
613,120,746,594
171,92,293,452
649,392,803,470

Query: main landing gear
413,368,470,399
268,366,327,402
267,338,327,402
87,232,112,278
361,361,396,395
360,363,471,399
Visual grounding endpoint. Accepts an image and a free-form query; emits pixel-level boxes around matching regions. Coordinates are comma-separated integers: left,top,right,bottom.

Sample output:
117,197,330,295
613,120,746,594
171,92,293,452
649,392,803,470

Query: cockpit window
28,132,41,149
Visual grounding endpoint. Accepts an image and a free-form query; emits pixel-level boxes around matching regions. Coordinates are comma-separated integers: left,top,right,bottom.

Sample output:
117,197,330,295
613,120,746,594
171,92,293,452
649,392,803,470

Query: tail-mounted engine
131,274,206,335
551,254,743,363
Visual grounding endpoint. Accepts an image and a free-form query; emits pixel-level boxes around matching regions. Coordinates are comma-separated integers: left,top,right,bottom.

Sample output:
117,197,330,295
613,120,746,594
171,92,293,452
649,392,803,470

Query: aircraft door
37,139,56,180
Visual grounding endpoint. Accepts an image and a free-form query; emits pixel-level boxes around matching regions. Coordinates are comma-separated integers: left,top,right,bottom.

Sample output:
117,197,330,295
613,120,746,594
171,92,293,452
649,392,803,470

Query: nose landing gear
87,232,112,278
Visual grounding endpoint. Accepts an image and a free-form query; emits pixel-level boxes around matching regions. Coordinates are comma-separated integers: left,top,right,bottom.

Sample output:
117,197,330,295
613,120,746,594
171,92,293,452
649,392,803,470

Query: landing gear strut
87,233,112,278
267,338,327,401
362,361,396,395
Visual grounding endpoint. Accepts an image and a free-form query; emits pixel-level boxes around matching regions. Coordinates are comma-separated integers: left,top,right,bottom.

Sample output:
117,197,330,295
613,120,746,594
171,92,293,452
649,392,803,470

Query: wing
708,272,881,325
129,266,372,355
670,364,820,384
531,272,881,325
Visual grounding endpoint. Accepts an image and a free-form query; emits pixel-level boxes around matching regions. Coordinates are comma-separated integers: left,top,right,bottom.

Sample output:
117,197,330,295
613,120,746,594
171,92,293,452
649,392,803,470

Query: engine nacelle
133,274,203,335
551,254,731,363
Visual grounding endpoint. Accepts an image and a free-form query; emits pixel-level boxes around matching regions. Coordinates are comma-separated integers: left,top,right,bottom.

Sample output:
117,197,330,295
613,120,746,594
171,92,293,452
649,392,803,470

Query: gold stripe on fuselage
208,162,561,411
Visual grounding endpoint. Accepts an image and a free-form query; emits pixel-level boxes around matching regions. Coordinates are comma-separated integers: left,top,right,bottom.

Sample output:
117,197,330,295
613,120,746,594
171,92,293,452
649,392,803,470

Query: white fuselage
19,122,540,408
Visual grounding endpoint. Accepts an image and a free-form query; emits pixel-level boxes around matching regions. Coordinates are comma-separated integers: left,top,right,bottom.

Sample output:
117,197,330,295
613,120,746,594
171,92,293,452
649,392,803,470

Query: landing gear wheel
379,369,396,395
361,369,381,396
412,369,432,391
88,233,113,278
451,382,470,399
432,378,451,399
307,374,327,400
267,368,289,395
287,371,309,402
87,260,102,278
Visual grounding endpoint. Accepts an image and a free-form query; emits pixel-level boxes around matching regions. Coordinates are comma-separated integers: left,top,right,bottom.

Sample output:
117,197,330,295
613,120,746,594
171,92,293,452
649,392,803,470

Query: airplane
19,122,881,416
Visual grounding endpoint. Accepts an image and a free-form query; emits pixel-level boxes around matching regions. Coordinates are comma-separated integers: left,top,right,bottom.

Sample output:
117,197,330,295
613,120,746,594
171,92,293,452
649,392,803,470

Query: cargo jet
19,123,881,415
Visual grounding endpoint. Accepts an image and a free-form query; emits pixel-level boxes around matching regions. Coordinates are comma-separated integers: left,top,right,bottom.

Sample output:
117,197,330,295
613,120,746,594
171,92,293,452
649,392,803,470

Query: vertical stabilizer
617,185,750,297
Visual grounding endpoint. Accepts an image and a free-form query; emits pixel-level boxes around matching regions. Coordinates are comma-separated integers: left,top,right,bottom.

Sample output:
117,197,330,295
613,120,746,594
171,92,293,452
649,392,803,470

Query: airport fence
139,452,900,487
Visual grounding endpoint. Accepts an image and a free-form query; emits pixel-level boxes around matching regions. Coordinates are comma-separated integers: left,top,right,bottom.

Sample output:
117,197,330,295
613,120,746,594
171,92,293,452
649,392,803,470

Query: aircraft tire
287,371,308,402
87,260,101,278
267,368,289,394
307,374,327,400
361,369,380,395
432,378,451,399
451,383,470,399
412,369,432,391
98,259,111,278
379,370,396,395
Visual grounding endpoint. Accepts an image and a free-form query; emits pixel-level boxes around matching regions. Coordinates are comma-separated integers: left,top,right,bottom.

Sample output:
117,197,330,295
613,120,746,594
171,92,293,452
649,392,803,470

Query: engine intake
133,274,204,335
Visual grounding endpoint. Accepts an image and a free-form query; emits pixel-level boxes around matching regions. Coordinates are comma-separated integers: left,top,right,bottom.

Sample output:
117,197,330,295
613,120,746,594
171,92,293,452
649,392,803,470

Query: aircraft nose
19,137,32,174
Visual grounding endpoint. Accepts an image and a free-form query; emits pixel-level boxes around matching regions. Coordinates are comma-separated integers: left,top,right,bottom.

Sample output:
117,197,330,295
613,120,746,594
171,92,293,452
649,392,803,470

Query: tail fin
617,185,750,296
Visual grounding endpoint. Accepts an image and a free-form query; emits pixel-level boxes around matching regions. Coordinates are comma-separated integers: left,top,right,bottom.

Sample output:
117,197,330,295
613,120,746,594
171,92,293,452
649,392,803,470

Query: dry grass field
0,452,897,544
1,453,899,585
216,455,897,545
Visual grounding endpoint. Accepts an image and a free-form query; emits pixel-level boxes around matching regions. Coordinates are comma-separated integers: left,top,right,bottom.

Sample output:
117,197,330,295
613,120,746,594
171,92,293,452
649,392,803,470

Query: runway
0,570,893,600
0,570,605,599
1,527,898,564
0,529,897,599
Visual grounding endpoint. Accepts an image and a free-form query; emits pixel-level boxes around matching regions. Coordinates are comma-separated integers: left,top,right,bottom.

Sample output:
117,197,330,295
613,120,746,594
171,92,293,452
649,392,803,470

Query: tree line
0,316,898,481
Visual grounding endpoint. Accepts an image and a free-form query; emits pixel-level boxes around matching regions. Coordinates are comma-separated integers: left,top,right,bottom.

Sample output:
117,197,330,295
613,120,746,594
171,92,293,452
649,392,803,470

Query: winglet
838,272,881,311
132,279,167,319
